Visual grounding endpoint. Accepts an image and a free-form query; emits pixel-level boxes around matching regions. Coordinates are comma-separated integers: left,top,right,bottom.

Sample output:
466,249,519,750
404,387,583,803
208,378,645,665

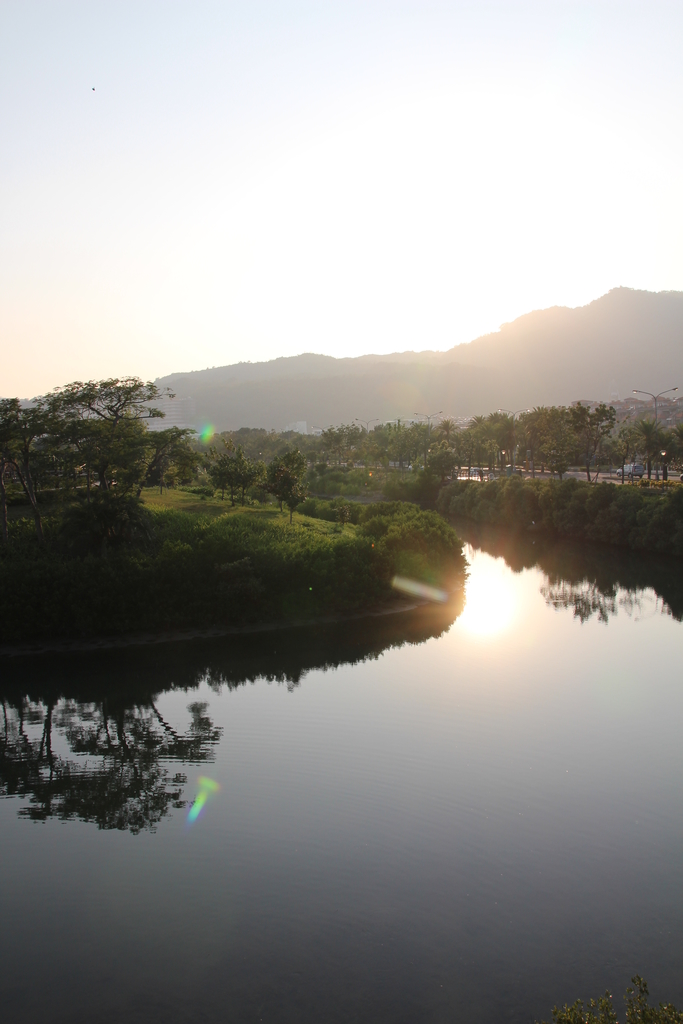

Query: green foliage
383,468,441,507
59,492,153,555
308,465,382,496
538,977,682,1024
0,378,197,550
266,449,308,521
299,498,465,585
570,402,616,480
437,476,683,556
0,503,465,644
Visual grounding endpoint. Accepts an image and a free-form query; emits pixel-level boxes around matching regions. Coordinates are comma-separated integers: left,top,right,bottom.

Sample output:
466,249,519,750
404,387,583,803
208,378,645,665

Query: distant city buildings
282,421,324,435
147,396,196,432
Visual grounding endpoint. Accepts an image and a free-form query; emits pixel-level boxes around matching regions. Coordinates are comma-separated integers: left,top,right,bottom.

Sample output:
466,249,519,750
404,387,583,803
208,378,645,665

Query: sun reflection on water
457,550,517,638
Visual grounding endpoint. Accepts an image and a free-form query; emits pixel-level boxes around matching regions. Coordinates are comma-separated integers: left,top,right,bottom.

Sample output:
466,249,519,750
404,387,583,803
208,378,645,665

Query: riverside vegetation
0,379,464,645
3,376,683,646
538,976,682,1024
437,476,683,556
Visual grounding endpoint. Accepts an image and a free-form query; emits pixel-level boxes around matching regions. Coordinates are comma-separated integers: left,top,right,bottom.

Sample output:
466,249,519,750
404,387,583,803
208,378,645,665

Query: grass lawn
140,487,355,537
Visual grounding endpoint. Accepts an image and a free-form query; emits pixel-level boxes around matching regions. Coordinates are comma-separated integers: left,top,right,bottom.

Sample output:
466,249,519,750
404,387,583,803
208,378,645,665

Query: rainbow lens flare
187,776,220,824
200,425,215,444
391,575,448,603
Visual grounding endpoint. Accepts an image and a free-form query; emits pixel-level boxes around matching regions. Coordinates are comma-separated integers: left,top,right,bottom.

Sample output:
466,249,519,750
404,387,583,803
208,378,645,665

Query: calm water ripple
1,527,682,1023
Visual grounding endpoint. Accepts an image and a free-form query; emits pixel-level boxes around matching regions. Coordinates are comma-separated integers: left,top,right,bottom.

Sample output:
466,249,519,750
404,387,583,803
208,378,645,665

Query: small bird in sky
92,87,95,91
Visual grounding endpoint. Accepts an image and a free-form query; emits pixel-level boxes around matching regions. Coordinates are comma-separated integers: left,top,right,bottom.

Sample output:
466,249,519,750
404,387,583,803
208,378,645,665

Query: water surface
2,529,683,1023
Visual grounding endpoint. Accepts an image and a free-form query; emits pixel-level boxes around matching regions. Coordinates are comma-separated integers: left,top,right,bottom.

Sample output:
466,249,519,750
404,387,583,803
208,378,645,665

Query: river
2,526,682,1023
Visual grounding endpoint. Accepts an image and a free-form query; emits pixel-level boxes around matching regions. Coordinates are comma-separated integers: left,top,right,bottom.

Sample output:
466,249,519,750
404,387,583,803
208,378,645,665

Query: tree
538,975,682,1024
234,447,263,505
387,421,412,472
615,421,642,481
428,441,456,484
436,418,457,444
49,377,171,495
266,449,307,521
570,403,616,482
516,407,552,476
207,438,237,502
140,427,196,495
0,398,50,543
0,455,9,545
53,377,168,427
637,418,663,480
539,407,576,480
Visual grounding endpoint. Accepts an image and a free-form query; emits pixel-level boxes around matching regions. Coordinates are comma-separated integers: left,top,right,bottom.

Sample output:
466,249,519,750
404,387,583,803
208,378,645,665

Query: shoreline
1,594,459,659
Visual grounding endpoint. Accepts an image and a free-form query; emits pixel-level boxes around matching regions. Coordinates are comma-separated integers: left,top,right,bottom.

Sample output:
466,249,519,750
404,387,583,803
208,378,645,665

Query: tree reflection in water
0,600,462,832
456,520,683,625
0,698,221,833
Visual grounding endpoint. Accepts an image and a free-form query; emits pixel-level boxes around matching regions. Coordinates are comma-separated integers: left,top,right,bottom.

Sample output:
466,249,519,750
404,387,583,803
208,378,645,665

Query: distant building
146,396,196,432
283,421,308,434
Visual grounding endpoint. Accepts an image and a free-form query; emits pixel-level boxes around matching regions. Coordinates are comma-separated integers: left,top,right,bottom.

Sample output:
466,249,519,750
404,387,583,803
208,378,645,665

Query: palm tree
672,423,683,461
637,419,663,480
436,418,456,443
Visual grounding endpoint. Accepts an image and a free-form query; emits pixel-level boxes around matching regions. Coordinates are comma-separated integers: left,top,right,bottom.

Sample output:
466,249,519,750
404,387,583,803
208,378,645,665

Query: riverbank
0,501,465,645
437,476,683,556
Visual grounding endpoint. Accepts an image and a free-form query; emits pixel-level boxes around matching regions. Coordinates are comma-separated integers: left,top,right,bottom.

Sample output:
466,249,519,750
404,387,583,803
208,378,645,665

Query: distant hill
156,288,683,431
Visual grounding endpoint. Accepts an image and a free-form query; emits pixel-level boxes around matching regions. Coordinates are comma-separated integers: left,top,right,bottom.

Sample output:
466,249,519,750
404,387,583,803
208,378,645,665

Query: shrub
0,503,465,644
437,478,683,556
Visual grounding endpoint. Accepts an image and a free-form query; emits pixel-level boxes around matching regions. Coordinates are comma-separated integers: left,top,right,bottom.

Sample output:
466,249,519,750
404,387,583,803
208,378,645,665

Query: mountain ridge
155,288,683,430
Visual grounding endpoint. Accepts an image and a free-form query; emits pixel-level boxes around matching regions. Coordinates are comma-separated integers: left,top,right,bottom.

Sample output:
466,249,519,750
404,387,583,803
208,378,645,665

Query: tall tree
436,418,456,444
570,403,616,482
539,407,576,480
0,399,49,543
636,418,663,481
266,450,307,521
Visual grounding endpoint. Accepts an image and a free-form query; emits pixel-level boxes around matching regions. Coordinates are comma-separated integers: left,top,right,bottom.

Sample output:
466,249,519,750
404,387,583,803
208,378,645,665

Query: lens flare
200,425,215,444
187,776,220,824
391,575,448,603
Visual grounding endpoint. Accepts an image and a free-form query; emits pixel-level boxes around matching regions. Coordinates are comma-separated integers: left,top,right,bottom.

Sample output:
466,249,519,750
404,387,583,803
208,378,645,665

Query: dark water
2,528,683,1024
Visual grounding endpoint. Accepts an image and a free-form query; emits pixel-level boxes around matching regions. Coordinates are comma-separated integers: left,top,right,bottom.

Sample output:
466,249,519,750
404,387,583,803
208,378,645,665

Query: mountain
156,288,683,431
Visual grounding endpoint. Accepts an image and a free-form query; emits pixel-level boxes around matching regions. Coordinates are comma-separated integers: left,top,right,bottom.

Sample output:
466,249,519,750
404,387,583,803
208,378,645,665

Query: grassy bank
437,476,683,556
0,501,465,645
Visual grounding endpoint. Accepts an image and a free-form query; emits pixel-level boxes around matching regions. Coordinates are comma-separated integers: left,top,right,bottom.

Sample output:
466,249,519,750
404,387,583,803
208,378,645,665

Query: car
621,463,645,480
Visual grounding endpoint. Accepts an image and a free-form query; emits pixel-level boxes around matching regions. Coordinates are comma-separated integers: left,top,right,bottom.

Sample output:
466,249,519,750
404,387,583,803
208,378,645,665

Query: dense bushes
382,469,441,507
0,502,465,644
437,477,683,555
307,465,383,497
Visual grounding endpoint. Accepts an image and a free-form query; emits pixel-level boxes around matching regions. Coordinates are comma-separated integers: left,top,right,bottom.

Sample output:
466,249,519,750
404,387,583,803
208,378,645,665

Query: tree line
315,407,683,483
0,377,309,547
4,375,683,550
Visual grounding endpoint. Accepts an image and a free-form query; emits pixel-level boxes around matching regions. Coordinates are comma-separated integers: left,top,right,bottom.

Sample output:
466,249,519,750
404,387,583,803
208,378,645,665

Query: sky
2,1,683,397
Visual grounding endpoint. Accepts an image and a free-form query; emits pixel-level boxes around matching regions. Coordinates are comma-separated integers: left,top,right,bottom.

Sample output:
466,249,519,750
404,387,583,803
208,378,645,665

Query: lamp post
661,450,668,482
414,410,442,434
355,418,380,434
632,388,678,430
498,408,529,472
633,388,678,480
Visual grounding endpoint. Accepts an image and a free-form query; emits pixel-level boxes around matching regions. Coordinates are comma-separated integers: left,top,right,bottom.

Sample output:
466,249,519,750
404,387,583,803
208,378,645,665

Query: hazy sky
2,1,682,396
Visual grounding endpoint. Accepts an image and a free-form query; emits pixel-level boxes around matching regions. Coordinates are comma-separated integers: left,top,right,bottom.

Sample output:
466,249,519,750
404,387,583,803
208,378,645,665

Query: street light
355,418,380,434
414,410,442,434
632,388,679,429
633,388,678,480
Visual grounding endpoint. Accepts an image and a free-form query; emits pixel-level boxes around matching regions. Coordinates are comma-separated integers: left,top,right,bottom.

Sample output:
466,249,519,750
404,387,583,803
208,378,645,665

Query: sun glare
457,553,516,638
